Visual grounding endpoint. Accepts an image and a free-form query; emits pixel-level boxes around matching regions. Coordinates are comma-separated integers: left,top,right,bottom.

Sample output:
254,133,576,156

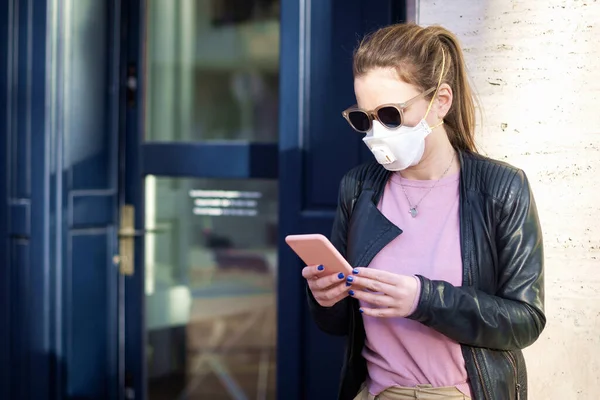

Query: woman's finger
346,275,396,295
352,267,402,285
301,264,325,279
348,289,395,307
309,272,347,291
315,281,350,303
359,307,398,318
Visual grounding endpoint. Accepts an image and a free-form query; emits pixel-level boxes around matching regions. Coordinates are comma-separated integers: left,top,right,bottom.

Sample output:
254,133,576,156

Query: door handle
115,205,166,275
118,227,165,237
116,205,136,276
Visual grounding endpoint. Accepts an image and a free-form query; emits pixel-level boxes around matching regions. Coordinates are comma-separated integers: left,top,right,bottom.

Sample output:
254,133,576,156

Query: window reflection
145,176,278,399
209,0,279,26
145,0,279,143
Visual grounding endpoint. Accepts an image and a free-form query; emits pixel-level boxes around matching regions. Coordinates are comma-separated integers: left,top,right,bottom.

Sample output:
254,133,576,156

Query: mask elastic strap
430,120,444,130
424,50,446,121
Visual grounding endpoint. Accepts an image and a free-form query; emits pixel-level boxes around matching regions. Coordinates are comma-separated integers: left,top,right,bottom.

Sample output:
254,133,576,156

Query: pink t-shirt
360,171,471,397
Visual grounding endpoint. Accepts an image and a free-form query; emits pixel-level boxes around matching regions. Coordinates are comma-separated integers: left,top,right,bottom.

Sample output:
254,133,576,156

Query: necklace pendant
409,207,418,218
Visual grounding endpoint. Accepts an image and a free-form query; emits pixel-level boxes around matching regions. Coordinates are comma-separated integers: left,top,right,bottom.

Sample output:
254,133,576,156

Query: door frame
120,0,145,397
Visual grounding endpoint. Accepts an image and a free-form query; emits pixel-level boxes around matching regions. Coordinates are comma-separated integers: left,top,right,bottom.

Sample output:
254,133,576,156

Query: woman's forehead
354,68,421,109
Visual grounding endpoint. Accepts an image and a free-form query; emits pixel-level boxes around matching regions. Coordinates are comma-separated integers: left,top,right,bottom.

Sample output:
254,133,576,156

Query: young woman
302,23,545,400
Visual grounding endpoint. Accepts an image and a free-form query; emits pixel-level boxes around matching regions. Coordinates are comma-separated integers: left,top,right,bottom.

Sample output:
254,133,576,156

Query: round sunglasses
341,87,436,133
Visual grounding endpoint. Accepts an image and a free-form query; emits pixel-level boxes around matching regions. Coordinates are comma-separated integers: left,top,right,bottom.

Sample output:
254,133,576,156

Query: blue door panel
66,230,118,398
9,239,30,400
28,0,51,392
279,1,407,399
17,0,51,398
58,0,120,397
305,0,364,208
13,0,32,200
71,193,117,228
306,1,406,209
2,1,38,399
0,1,9,395
8,200,30,237
142,142,279,179
2,0,120,398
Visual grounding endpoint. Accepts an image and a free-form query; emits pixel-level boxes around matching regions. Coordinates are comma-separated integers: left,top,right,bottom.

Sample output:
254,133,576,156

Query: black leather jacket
307,151,545,400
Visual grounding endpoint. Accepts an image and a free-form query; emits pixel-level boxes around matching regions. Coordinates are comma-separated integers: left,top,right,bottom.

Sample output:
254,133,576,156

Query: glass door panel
142,1,281,399
145,0,280,143
145,177,278,399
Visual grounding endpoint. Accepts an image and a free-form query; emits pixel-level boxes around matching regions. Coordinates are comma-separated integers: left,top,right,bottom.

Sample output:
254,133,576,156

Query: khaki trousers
353,384,471,400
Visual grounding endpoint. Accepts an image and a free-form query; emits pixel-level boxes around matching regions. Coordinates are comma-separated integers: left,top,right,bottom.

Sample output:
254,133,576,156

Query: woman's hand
302,265,349,307
346,267,420,318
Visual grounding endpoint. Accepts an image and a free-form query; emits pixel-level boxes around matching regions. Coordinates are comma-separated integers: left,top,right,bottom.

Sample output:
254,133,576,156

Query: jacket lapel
346,188,402,268
457,151,475,287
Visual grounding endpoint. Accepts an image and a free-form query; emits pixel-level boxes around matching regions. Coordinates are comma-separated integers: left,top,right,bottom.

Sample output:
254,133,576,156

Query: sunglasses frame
341,87,437,133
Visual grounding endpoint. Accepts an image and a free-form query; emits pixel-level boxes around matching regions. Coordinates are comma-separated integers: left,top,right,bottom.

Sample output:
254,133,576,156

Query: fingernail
317,265,324,271
359,308,364,314
349,290,355,296
337,272,345,279
345,282,352,287
352,268,359,274
346,276,354,283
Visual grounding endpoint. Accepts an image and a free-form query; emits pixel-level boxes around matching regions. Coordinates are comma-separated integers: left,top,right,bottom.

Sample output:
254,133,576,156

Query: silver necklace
399,151,456,218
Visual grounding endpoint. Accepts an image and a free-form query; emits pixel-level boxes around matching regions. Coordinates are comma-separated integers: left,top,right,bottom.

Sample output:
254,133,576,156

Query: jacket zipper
465,230,490,400
504,351,521,400
470,348,491,400
349,302,355,362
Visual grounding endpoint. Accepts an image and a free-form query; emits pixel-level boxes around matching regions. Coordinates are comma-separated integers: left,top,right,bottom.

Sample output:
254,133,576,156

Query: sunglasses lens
377,106,402,129
347,111,371,132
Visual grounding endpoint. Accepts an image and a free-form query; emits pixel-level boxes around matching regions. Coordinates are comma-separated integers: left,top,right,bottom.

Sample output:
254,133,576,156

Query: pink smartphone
285,233,353,275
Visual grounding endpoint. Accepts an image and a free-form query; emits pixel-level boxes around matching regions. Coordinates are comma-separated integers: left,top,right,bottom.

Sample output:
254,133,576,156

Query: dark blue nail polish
317,265,324,271
349,290,355,296
352,268,359,274
346,276,354,283
337,272,345,279
359,308,364,313
345,282,352,287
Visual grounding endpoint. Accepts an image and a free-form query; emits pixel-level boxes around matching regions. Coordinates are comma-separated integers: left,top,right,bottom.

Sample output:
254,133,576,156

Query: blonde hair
353,23,478,153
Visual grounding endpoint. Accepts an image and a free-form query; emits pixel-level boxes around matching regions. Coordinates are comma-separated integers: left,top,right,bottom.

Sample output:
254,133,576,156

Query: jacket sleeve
306,175,353,336
408,170,546,351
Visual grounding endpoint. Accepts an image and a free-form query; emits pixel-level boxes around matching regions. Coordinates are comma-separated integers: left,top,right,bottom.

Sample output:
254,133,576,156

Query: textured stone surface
419,1,600,399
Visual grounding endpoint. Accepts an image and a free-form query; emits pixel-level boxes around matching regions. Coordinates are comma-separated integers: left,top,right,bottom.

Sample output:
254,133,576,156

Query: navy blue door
119,1,406,400
121,1,280,399
1,0,123,399
49,1,123,399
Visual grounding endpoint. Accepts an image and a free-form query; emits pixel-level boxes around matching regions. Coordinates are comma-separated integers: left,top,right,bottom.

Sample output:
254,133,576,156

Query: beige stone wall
419,1,600,399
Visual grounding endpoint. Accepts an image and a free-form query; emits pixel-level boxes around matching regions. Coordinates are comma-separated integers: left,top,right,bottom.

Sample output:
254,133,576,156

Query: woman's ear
436,83,453,119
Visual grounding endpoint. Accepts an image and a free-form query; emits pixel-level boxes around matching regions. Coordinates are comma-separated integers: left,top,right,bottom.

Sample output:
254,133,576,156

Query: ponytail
431,27,479,153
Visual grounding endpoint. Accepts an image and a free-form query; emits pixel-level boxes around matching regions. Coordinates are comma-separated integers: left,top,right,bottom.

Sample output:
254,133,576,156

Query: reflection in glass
145,0,280,143
145,177,278,400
